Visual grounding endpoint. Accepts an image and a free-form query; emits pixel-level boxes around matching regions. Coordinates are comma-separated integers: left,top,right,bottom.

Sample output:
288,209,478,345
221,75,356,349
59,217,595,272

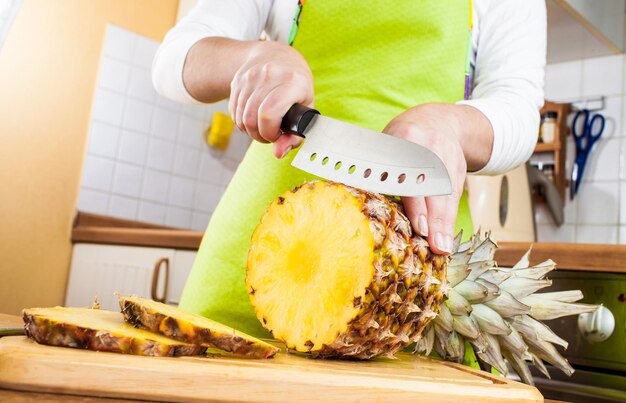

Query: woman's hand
228,41,314,159
383,104,493,255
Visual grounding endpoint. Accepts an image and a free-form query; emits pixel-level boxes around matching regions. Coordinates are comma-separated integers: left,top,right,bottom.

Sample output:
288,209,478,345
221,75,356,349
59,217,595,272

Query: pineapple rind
248,181,447,359
23,307,204,357
118,295,279,359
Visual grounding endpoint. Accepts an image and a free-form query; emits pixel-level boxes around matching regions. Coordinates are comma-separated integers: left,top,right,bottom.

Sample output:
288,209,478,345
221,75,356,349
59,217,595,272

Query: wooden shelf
534,142,560,152
534,101,572,203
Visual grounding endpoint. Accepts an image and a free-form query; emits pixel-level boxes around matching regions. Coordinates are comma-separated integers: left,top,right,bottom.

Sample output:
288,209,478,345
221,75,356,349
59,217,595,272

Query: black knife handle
280,104,320,138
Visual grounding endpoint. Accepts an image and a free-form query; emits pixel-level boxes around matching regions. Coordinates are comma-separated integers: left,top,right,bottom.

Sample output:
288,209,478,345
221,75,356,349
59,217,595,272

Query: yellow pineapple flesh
23,307,204,357
118,294,279,358
247,181,447,359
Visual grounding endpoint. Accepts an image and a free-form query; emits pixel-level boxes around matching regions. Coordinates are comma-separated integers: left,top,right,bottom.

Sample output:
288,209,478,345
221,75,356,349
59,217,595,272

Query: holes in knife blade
310,153,317,161
363,168,372,178
322,156,329,166
398,173,406,183
380,172,388,182
348,165,356,174
334,161,342,170
417,174,426,184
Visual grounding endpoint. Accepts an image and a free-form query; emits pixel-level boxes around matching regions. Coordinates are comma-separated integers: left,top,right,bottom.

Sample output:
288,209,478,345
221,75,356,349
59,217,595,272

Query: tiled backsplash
78,25,250,231
538,54,624,244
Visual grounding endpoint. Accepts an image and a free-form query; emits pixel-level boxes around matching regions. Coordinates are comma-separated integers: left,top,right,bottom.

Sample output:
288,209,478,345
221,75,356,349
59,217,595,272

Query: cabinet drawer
65,244,174,311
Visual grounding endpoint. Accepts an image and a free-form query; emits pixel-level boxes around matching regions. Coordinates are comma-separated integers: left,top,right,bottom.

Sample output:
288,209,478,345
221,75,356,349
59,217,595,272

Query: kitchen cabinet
65,244,196,311
547,0,625,63
167,250,196,305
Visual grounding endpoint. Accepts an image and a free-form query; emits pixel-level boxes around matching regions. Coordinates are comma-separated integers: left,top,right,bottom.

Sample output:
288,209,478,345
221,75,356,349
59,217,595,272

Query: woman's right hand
228,41,314,159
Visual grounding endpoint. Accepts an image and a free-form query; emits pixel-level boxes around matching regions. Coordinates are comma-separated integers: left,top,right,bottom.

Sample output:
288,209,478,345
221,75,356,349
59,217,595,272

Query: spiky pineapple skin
119,296,279,359
248,181,447,359
23,311,204,357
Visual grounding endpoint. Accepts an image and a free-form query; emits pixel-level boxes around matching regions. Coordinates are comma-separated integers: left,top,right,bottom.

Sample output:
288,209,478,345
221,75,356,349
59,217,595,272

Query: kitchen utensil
527,163,563,226
570,109,605,200
280,104,451,196
0,327,24,337
0,336,542,402
0,313,24,337
466,164,535,242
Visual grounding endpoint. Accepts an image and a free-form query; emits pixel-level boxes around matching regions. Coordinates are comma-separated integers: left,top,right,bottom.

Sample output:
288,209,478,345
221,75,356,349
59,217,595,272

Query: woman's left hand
383,104,474,255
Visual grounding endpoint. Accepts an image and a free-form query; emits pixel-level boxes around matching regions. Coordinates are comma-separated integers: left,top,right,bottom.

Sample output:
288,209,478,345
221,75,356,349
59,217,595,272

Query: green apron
180,0,474,341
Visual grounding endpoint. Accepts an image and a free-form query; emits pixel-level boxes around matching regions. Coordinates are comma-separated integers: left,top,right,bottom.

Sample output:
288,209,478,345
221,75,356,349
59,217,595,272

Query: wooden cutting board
0,336,542,402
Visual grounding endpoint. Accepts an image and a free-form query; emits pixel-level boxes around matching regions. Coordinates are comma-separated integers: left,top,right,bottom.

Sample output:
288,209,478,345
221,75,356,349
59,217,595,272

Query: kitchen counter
71,212,202,250
495,241,626,273
73,212,626,274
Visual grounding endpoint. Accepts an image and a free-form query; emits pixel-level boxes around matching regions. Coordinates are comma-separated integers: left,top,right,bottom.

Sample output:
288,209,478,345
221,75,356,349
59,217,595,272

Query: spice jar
541,111,557,143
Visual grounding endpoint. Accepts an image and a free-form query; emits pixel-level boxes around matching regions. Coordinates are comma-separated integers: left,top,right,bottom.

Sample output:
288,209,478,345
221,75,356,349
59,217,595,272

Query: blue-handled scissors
570,109,605,200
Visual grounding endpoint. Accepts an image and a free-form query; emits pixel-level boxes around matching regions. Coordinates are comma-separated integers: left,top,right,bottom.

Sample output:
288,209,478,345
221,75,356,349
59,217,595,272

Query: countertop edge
72,212,626,273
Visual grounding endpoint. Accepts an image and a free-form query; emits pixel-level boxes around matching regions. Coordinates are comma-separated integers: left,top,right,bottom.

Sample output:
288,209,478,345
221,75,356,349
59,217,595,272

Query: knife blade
280,104,452,196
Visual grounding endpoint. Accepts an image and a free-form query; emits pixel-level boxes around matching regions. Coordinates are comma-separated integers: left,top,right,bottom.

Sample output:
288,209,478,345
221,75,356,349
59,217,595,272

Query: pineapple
246,181,597,384
118,294,279,359
23,306,204,357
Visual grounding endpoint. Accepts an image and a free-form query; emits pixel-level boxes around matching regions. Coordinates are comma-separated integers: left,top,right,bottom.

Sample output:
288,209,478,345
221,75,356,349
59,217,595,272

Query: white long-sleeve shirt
153,0,546,175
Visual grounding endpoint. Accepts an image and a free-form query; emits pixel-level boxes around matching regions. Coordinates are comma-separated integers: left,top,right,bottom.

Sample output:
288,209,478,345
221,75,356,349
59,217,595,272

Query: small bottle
541,111,557,143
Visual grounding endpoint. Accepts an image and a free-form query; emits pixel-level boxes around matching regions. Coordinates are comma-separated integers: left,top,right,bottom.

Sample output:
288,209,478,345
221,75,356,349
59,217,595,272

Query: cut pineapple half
248,181,375,352
23,307,204,357
247,181,447,359
118,294,279,359
247,180,599,384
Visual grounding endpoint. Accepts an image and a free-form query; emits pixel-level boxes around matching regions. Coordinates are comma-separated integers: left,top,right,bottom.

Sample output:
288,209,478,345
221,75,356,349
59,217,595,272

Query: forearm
183,37,259,103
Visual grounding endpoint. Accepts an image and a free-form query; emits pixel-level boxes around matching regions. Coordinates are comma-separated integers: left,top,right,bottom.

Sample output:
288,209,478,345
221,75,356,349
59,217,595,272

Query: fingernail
435,232,452,254
418,215,428,237
279,146,293,159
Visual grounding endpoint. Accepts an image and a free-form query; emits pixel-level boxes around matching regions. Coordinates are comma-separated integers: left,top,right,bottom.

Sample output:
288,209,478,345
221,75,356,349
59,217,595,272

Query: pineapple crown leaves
414,230,599,386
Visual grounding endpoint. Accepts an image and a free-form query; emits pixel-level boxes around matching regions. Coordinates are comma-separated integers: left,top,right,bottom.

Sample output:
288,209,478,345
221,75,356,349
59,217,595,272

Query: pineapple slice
23,307,204,357
247,181,447,359
118,294,279,359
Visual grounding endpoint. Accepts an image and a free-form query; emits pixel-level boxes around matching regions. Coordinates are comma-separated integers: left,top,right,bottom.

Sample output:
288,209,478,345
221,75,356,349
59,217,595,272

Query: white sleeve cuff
458,97,540,175
152,33,206,105
152,0,273,105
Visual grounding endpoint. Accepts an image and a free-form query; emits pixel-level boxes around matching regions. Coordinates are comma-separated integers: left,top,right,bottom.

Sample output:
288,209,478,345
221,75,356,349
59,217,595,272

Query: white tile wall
78,25,251,230
539,53,626,244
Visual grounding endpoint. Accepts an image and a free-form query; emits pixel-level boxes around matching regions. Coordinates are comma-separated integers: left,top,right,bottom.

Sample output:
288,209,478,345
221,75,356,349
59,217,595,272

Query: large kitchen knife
280,104,451,196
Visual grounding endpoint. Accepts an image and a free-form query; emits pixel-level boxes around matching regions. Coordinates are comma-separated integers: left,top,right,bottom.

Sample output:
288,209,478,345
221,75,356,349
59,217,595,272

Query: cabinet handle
151,257,169,303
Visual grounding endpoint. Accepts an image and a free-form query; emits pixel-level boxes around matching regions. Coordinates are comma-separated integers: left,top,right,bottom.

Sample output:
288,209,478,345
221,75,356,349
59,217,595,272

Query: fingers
401,196,428,237
229,61,313,153
258,79,310,144
386,119,467,255
424,190,461,255
273,133,303,159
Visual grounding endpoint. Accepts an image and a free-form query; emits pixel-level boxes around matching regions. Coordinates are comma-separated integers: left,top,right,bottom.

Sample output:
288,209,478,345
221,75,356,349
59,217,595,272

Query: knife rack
532,100,572,204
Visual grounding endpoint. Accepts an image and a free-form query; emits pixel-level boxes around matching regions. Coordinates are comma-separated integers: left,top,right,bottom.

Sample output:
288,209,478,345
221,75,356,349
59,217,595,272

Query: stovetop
544,270,626,373
521,270,626,402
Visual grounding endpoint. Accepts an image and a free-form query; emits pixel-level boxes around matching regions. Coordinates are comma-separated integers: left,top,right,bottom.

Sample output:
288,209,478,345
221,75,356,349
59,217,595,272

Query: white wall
538,53,625,243
78,25,250,231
